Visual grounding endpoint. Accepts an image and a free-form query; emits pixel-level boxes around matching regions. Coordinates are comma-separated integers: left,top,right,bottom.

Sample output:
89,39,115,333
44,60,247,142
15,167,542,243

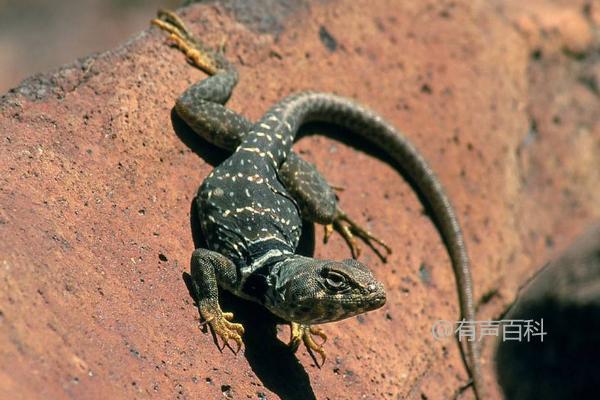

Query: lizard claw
151,9,221,75
331,208,392,262
289,323,328,368
199,303,245,354
323,223,334,243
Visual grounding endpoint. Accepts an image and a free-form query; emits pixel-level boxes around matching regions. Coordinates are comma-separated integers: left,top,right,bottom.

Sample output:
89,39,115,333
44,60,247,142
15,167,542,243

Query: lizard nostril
367,283,378,293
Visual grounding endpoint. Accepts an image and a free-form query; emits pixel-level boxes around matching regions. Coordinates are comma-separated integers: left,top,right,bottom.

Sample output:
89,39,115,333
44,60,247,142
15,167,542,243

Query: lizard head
267,256,386,324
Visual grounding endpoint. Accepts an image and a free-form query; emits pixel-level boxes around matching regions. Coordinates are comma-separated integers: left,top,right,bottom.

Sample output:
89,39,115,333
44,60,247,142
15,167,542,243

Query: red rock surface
0,1,598,399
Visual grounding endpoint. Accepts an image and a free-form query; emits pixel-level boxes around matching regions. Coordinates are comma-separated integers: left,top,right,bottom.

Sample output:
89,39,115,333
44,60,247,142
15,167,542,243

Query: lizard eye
323,270,348,291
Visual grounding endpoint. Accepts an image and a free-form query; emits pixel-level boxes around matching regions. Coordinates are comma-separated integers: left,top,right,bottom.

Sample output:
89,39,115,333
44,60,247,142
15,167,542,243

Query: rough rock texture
0,0,598,399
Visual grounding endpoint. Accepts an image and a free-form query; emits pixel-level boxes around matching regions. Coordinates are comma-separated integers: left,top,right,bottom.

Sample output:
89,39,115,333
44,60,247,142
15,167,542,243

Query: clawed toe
215,316,245,354
327,209,392,262
151,9,221,75
152,10,190,38
199,305,245,354
289,323,328,367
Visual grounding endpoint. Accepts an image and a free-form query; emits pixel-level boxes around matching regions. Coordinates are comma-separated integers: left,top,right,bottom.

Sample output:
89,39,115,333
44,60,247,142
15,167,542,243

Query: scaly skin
152,10,483,397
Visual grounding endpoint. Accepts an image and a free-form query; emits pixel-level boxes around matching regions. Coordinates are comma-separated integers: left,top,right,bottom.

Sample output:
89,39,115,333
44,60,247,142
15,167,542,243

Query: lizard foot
324,209,392,262
198,303,245,353
289,322,328,367
151,9,221,75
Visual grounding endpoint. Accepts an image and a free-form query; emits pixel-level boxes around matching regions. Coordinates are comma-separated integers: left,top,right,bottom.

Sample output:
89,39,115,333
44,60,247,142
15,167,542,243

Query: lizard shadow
173,110,318,400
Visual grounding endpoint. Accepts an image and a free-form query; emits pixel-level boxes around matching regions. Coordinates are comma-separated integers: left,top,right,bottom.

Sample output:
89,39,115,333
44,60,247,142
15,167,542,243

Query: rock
0,1,598,399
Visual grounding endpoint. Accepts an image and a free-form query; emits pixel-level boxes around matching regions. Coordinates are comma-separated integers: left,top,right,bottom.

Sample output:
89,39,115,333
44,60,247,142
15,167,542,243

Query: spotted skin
152,10,482,397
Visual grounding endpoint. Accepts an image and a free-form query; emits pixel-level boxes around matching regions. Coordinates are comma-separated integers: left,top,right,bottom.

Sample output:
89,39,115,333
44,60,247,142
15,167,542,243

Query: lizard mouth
362,291,386,309
291,290,387,324
334,290,386,317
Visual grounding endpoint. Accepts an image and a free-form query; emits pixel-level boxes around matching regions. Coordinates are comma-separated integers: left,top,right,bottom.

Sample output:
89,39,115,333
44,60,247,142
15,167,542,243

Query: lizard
151,9,483,399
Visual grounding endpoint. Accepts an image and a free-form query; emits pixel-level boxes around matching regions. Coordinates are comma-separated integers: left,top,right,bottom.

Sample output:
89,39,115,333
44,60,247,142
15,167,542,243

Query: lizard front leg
279,152,392,261
191,249,245,353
